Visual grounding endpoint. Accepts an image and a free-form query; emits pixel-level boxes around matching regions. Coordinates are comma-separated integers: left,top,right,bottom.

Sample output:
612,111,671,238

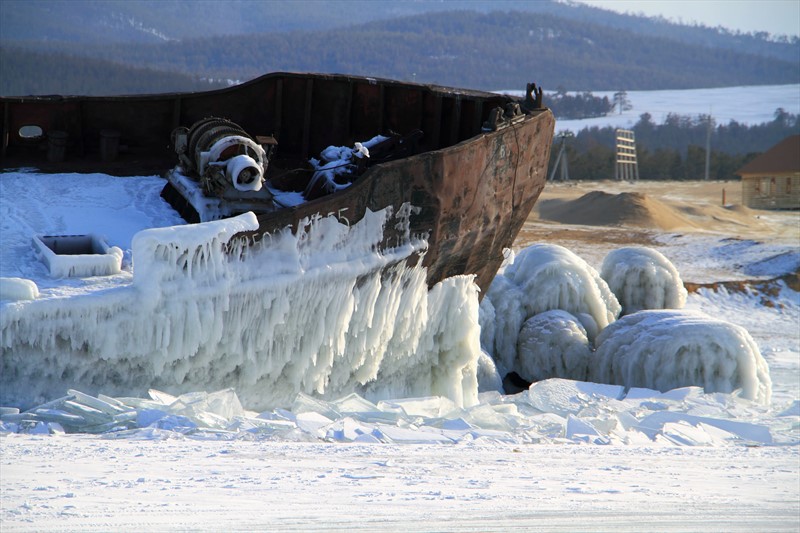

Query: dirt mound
536,190,696,230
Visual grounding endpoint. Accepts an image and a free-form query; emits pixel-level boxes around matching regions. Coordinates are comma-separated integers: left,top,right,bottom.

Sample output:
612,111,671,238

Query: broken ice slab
373,424,455,444
294,411,332,436
635,411,772,444
777,400,800,417
324,417,377,442
291,392,342,420
67,389,129,415
526,379,625,417
376,396,460,419
564,414,613,444
462,403,517,432
331,393,402,424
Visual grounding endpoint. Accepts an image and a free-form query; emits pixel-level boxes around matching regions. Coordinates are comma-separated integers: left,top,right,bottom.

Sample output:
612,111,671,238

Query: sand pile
537,191,696,230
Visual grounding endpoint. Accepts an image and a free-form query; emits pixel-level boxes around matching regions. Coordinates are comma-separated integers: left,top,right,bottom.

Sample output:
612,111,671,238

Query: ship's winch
171,118,276,197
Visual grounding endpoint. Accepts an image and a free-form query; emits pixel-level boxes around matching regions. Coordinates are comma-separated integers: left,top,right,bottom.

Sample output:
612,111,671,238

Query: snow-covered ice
503,84,800,132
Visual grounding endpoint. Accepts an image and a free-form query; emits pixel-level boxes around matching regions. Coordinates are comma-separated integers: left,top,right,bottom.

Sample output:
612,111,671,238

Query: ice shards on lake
592,310,772,404
1,380,783,446
600,246,687,315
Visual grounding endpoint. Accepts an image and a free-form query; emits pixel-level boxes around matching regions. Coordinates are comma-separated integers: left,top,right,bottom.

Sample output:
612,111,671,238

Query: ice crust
600,246,687,315
592,310,772,404
1,206,480,411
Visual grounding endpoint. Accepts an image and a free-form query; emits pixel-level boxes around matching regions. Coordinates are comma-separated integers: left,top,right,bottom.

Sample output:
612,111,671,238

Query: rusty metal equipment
171,117,275,197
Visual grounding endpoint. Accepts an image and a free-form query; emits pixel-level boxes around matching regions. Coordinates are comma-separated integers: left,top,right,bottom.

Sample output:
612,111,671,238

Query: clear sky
573,0,800,37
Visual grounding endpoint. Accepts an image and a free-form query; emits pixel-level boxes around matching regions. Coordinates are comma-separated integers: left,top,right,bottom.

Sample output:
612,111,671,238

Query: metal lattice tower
548,131,573,182
615,128,639,181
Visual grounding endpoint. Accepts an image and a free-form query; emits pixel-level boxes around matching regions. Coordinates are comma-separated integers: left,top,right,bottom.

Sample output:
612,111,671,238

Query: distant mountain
1,1,797,95
0,47,227,96
3,0,796,61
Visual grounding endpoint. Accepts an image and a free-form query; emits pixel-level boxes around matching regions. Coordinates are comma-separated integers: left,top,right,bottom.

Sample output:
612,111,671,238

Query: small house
737,135,800,209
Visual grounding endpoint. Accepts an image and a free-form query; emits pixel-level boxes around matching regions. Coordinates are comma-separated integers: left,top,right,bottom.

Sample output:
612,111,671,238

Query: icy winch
171,117,275,197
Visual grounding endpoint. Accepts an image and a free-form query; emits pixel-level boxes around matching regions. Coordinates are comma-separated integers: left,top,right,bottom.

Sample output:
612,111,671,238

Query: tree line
552,109,799,181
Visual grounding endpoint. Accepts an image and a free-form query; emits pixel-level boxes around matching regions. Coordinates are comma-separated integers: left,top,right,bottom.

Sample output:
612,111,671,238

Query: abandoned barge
1,73,555,409
1,72,555,294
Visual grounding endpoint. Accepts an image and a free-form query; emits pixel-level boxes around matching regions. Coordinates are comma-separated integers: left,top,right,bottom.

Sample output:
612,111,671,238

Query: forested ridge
2,8,797,95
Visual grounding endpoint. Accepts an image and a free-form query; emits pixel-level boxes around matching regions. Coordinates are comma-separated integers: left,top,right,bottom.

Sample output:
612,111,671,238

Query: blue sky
573,0,800,37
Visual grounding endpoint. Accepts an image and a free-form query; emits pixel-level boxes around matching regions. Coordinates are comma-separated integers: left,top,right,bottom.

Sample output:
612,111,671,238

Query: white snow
503,84,800,132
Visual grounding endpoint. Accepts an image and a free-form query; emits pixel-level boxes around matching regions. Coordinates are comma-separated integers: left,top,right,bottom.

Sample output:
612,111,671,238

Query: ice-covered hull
1,72,555,294
0,73,553,409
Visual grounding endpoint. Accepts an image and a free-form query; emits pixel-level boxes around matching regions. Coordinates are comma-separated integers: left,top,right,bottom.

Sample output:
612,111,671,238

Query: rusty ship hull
1,72,555,294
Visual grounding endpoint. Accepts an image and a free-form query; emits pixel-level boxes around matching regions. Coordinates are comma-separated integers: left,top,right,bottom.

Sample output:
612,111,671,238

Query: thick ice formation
0,277,39,301
516,310,592,383
483,275,525,374
592,310,772,404
479,243,620,381
1,206,481,411
600,246,687,315
503,244,621,334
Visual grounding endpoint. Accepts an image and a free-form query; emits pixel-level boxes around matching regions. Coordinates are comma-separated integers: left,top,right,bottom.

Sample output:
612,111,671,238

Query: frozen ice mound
503,243,621,335
592,309,772,404
600,246,687,315
516,310,591,383
1,381,782,447
480,243,621,384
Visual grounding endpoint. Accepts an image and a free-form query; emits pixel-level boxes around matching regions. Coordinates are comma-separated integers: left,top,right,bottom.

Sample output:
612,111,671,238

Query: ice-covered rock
600,247,687,315
503,244,621,334
516,310,592,382
592,310,772,404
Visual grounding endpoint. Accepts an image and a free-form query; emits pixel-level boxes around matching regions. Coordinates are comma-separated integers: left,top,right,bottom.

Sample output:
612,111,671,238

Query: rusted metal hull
1,72,554,294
